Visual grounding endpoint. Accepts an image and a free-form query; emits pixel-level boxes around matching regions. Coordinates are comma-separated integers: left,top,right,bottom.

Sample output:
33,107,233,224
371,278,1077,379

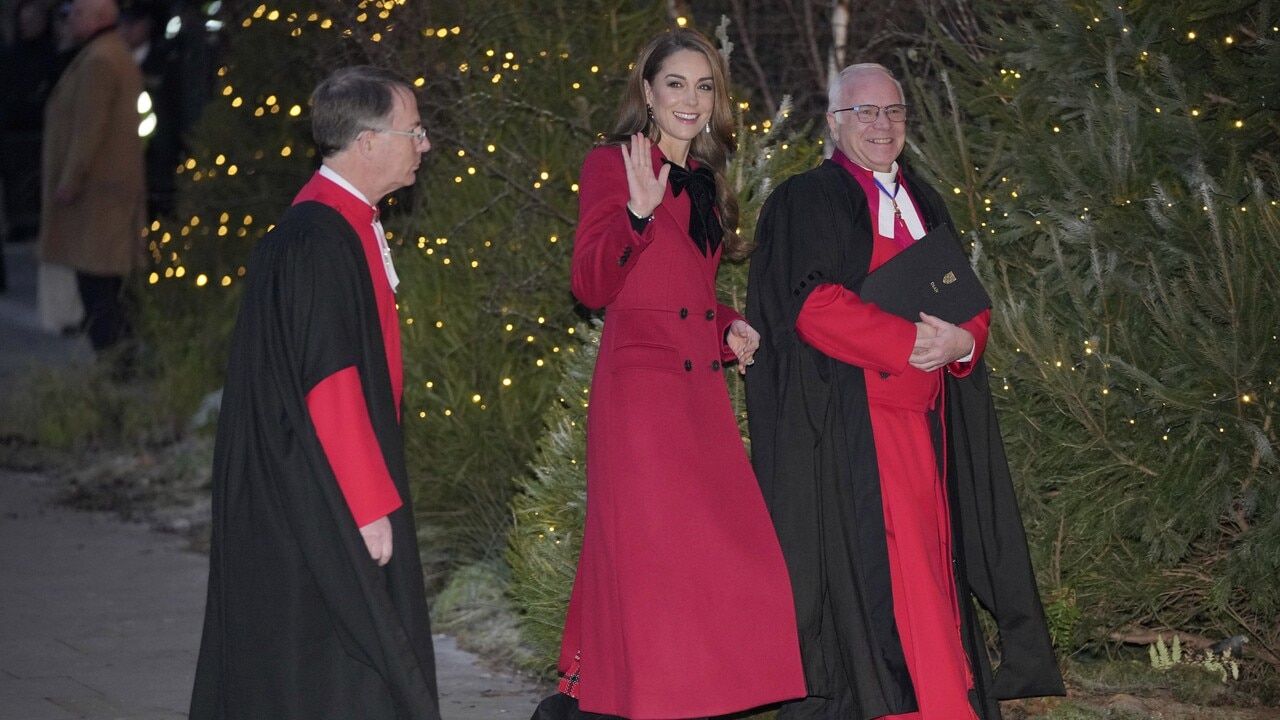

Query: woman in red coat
550,29,805,720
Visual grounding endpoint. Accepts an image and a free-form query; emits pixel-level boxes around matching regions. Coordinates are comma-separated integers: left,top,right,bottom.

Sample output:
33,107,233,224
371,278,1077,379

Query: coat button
684,360,693,372
704,309,715,321
679,308,689,319
711,360,721,371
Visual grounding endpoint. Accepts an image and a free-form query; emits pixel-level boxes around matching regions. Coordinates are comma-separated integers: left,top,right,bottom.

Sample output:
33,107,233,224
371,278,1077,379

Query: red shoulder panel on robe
294,172,404,414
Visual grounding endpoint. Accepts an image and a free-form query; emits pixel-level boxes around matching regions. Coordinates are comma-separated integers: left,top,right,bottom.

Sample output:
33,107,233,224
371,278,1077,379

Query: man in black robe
190,66,439,720
746,63,1064,719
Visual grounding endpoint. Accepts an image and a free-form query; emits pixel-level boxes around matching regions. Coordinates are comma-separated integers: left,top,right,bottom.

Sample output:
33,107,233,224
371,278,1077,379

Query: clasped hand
726,319,760,374
910,312,974,372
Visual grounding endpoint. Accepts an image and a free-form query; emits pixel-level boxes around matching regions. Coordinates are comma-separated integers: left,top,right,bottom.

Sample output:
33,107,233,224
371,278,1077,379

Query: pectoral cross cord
873,177,902,219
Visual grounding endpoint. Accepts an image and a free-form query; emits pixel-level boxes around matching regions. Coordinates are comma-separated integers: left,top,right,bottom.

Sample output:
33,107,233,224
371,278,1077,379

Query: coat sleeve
715,302,745,363
571,146,657,309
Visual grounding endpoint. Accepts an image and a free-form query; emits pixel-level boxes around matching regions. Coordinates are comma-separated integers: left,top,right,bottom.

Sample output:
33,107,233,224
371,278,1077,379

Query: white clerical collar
852,160,926,241
318,164,400,293
319,164,372,205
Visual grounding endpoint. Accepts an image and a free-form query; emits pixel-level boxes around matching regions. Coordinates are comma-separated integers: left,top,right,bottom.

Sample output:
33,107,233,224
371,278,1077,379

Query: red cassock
560,144,806,719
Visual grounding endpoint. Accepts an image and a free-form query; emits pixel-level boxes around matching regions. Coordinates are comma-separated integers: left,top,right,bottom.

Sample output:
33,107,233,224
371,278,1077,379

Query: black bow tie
663,160,722,257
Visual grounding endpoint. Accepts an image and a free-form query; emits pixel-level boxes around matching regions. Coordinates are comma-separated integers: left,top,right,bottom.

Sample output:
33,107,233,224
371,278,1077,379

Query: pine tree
131,1,358,436
391,0,666,580
507,321,596,673
910,0,1280,664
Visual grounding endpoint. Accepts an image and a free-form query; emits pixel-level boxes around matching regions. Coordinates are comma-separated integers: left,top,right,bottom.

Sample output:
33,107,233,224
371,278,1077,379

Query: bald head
68,0,119,44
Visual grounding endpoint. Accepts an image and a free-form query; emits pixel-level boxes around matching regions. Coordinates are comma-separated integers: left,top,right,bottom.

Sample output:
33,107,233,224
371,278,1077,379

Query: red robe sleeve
948,309,990,378
795,283,917,375
306,366,403,527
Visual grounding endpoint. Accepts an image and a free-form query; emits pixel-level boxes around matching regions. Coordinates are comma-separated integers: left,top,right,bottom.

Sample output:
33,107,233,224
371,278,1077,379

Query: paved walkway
0,241,93,384
0,241,546,719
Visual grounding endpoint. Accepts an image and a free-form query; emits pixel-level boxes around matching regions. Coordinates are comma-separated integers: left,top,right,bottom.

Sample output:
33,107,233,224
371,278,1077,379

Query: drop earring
704,121,711,134
646,103,654,119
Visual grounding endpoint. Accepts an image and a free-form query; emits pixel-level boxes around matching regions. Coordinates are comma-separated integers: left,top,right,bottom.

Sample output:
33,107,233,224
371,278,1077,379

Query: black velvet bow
663,159,722,257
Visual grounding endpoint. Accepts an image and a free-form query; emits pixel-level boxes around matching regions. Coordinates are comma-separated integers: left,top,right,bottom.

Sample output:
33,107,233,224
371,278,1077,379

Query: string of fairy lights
962,16,1274,438
143,2,705,425
144,2,1273,433
955,13,1278,440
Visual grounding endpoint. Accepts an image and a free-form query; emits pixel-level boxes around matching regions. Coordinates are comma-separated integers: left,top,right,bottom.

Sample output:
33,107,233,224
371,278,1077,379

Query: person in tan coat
38,0,145,353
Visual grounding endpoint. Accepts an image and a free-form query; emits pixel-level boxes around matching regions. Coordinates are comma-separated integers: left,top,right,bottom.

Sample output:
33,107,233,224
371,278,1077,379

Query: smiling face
643,48,715,164
368,87,430,199
826,69,906,173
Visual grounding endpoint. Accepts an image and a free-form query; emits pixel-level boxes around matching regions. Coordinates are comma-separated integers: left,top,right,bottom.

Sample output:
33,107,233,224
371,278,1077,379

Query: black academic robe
190,201,440,720
745,160,1064,720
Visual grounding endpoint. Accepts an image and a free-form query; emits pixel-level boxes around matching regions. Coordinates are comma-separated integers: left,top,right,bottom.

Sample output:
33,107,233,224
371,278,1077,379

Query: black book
858,225,991,325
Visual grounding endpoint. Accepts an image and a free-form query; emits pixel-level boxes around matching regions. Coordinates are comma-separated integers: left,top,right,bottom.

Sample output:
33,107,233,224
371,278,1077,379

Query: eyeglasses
372,127,428,143
831,104,908,123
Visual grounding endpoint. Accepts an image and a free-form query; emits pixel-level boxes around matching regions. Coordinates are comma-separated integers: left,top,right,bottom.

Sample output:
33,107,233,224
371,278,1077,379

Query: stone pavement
0,241,547,719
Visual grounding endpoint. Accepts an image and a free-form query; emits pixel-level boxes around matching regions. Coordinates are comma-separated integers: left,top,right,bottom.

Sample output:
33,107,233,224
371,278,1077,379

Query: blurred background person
37,0,145,355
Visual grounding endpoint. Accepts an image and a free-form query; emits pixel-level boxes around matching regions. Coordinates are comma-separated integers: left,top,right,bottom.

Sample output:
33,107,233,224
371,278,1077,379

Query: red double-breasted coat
559,144,805,719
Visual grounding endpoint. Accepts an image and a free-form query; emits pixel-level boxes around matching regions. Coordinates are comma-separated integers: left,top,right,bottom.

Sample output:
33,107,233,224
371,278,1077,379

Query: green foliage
1149,633,1243,684
1043,586,1083,652
430,559,534,669
392,0,666,582
8,365,133,449
2,274,227,452
1068,653,1245,709
146,0,336,286
1149,634,1185,670
911,0,1280,663
506,322,596,675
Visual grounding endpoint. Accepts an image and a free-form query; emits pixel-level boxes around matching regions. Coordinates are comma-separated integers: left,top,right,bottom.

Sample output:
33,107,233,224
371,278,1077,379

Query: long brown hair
603,29,748,260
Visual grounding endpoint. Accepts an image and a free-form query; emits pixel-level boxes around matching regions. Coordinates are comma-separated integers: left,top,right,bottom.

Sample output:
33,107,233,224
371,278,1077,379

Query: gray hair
310,66,413,157
827,63,904,118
